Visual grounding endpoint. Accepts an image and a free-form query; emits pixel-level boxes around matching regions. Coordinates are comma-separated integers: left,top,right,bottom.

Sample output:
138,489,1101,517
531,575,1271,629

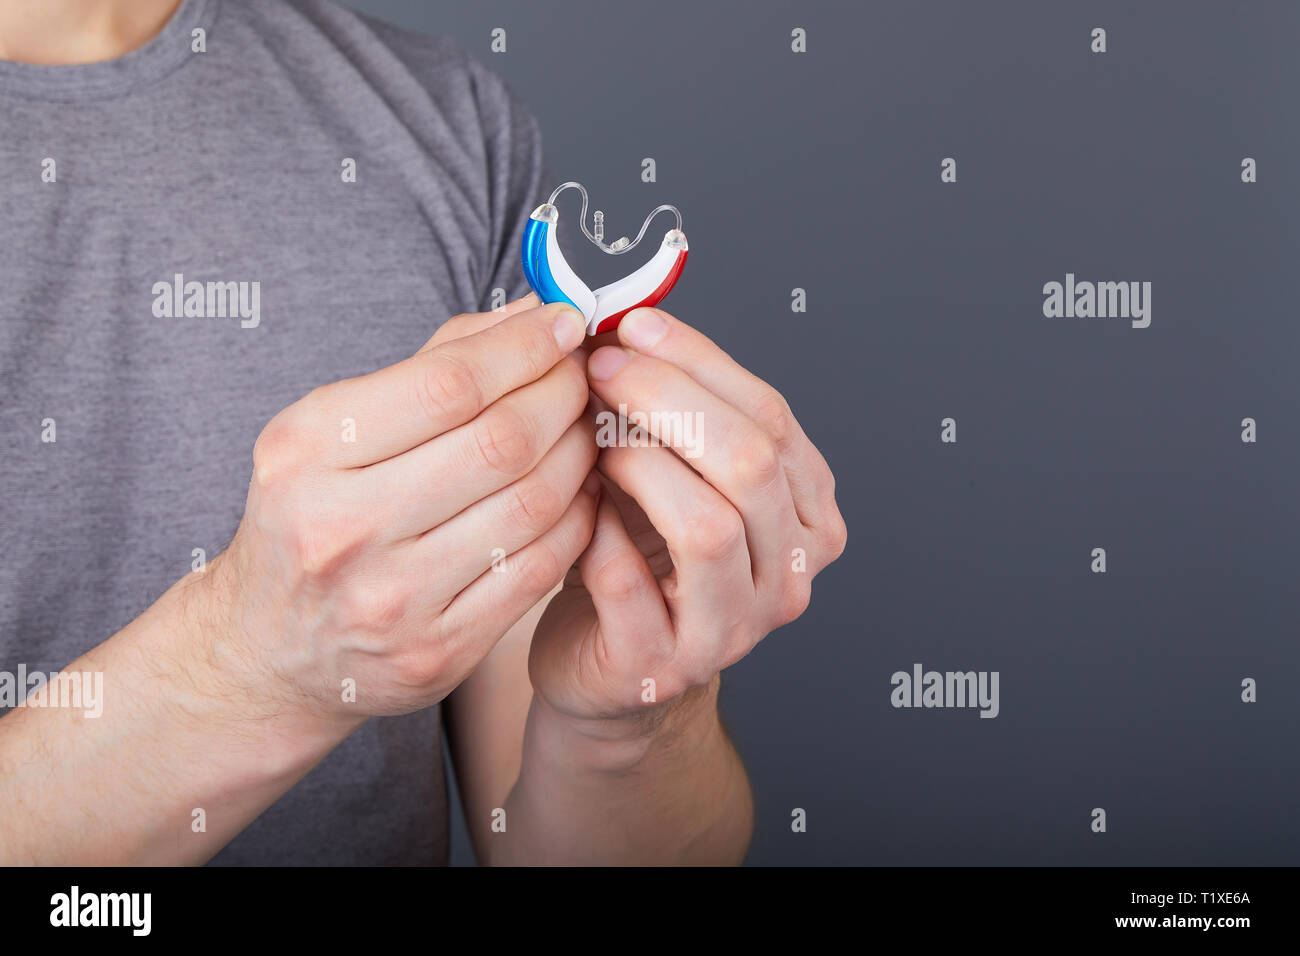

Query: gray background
343,0,1300,865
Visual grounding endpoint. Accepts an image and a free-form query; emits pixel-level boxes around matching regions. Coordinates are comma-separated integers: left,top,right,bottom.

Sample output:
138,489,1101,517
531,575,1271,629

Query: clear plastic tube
547,181,682,256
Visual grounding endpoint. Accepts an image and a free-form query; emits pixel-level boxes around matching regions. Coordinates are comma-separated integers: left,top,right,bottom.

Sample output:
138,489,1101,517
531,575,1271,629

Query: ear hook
548,181,683,256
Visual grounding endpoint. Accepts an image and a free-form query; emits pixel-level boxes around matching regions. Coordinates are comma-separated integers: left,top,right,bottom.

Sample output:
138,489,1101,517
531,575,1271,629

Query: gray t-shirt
0,0,549,864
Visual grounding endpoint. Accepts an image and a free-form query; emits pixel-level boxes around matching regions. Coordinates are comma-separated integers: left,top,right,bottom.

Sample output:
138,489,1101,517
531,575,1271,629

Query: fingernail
582,472,602,496
620,308,667,349
552,307,587,351
587,346,631,380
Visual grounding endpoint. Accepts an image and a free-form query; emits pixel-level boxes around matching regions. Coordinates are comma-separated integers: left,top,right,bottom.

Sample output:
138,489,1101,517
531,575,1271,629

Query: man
0,0,845,864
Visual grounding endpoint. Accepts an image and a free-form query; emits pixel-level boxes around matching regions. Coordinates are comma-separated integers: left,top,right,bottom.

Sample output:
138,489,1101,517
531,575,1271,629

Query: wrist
135,556,365,788
527,675,725,775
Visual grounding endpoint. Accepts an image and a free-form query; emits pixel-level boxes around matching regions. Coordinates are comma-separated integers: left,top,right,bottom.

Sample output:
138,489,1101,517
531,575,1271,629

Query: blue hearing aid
521,181,689,336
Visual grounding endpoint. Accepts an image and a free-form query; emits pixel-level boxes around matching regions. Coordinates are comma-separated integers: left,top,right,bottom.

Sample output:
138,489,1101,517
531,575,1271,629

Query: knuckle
682,506,745,563
416,354,483,426
520,311,564,371
776,576,813,625
251,419,296,488
592,551,648,602
719,637,756,672
429,312,476,348
473,404,537,476
299,383,336,426
825,506,848,560
712,634,754,674
287,522,346,580
337,581,411,634
733,433,782,490
752,389,797,451
253,408,320,486
503,478,565,535
286,505,369,580
392,646,447,690
671,647,723,691
644,670,690,704
517,545,564,595
811,446,838,499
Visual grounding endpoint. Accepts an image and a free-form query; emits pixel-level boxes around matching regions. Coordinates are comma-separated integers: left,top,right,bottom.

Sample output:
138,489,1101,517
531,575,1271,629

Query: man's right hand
0,295,596,865
203,296,598,722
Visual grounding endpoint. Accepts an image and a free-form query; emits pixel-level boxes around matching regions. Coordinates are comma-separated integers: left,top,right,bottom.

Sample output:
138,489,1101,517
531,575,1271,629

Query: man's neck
0,0,182,65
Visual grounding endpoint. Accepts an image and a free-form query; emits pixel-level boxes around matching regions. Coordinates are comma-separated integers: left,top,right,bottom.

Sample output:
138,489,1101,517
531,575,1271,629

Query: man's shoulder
228,0,510,110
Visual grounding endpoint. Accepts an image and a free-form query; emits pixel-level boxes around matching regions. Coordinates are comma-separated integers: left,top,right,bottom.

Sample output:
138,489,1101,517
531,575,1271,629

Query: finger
311,301,586,468
437,475,601,672
499,290,542,315
357,353,589,538
616,306,836,534
596,441,754,657
418,292,540,354
587,345,799,584
577,491,675,663
406,418,597,602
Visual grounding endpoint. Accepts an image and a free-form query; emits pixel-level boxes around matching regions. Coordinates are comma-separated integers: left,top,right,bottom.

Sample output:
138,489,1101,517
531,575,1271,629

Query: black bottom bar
0,866,1277,942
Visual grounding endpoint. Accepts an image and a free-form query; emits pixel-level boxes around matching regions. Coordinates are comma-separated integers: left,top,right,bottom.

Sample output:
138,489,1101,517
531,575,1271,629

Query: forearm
0,563,361,865
492,676,753,865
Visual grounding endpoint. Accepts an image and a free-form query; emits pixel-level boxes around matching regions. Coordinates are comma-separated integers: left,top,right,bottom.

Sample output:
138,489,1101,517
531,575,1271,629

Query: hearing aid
521,181,689,336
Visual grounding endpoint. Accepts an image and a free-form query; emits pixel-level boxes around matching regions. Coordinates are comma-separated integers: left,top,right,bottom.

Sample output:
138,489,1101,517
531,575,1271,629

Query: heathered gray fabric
0,0,549,864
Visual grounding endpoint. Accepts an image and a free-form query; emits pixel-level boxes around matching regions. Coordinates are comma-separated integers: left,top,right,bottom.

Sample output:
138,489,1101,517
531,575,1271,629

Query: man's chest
0,105,485,650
